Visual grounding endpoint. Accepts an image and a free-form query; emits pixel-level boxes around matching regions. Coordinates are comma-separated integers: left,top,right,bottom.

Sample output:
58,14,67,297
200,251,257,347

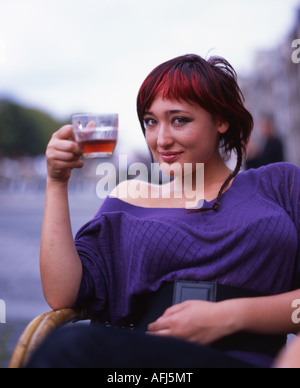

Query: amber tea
78,138,117,157
72,114,118,158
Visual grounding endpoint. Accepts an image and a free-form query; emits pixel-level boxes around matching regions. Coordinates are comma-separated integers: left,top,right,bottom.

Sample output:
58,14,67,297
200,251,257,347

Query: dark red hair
136,54,254,211
137,54,253,158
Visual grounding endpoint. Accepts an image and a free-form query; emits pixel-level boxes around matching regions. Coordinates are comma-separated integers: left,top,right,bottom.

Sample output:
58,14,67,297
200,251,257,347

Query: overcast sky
0,0,299,153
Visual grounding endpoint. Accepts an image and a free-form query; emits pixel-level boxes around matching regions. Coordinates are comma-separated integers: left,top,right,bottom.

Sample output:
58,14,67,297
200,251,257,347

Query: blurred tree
0,99,65,157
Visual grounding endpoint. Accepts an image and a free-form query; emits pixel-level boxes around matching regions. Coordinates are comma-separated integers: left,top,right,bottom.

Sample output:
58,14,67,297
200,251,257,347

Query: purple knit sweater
75,163,300,365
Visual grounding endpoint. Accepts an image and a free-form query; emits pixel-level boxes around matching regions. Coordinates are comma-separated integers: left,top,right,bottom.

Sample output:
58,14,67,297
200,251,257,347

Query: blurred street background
1,0,300,368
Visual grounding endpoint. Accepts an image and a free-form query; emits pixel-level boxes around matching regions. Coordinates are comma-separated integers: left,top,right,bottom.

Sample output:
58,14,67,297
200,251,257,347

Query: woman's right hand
46,125,84,183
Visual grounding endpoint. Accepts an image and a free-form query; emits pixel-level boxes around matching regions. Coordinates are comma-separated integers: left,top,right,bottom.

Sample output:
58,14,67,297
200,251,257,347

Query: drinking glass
72,113,118,158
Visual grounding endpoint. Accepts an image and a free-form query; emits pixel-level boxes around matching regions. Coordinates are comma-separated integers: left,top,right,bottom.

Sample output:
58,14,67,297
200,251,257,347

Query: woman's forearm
228,290,300,336
40,178,82,310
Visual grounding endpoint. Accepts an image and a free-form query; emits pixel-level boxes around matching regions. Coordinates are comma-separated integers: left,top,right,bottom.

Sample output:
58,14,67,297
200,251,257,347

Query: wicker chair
9,309,83,368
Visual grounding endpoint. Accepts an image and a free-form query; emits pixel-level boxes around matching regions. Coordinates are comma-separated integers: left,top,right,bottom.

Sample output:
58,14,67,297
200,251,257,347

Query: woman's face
144,94,229,176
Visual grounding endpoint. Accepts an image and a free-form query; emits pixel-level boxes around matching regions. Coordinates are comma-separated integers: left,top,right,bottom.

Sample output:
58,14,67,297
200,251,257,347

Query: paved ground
0,190,102,368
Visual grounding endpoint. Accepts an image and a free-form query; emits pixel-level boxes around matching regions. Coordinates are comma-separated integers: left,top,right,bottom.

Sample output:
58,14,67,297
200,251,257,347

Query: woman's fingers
46,125,84,182
49,138,82,155
53,125,75,140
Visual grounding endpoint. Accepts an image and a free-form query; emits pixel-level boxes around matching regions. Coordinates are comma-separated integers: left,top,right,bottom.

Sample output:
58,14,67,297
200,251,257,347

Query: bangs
137,56,228,130
155,66,218,113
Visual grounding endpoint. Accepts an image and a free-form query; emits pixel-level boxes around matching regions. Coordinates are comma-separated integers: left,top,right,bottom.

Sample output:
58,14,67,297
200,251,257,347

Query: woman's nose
157,125,174,148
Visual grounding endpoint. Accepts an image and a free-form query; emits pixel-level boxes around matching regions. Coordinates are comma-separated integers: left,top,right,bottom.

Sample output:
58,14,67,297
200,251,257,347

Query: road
0,190,102,368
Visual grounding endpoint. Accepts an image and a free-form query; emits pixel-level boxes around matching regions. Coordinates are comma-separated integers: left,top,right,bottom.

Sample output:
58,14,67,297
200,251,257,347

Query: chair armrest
9,309,82,368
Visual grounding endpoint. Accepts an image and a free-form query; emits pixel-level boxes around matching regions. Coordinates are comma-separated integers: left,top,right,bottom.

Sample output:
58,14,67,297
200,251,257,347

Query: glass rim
72,113,118,119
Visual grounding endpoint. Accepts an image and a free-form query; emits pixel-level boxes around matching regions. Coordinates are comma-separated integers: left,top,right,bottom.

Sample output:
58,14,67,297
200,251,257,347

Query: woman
31,54,300,368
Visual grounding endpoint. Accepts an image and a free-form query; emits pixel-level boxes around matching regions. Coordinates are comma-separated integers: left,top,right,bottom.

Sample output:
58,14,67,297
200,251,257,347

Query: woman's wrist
45,177,70,209
46,175,70,189
218,298,250,335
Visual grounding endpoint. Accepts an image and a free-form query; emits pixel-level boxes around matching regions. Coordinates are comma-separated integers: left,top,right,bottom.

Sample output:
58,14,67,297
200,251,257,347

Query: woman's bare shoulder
109,180,160,206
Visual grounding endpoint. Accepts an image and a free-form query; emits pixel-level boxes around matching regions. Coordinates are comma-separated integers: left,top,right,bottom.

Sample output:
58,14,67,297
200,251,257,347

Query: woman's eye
144,118,157,127
144,117,192,128
172,117,191,126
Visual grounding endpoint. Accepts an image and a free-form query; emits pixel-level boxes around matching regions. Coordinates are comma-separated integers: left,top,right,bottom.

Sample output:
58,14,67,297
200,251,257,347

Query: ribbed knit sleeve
258,163,300,288
74,217,108,318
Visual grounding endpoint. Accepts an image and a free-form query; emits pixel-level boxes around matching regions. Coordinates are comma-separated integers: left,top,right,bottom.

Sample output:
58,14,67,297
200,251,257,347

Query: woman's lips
160,152,183,163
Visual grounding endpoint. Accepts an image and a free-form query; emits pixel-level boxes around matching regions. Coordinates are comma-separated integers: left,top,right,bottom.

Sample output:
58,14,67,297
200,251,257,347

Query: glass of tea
72,113,118,158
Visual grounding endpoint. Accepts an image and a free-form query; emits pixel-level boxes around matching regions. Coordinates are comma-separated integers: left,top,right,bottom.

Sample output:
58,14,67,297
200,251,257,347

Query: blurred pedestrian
245,114,284,169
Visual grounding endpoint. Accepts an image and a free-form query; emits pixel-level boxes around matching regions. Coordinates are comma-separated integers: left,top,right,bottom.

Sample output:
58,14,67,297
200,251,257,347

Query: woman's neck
171,150,233,202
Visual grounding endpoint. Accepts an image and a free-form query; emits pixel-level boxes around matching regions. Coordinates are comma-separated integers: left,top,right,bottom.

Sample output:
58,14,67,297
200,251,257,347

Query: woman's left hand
147,300,238,345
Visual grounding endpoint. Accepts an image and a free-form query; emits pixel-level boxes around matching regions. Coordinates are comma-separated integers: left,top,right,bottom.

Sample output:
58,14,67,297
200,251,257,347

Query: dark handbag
133,281,286,358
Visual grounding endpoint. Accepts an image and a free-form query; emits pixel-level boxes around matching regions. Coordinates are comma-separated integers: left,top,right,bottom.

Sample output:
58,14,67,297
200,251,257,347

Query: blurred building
241,8,300,167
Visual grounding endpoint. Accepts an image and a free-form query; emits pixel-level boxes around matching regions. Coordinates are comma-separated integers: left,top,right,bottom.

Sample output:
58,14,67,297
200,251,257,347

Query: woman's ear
217,121,230,134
